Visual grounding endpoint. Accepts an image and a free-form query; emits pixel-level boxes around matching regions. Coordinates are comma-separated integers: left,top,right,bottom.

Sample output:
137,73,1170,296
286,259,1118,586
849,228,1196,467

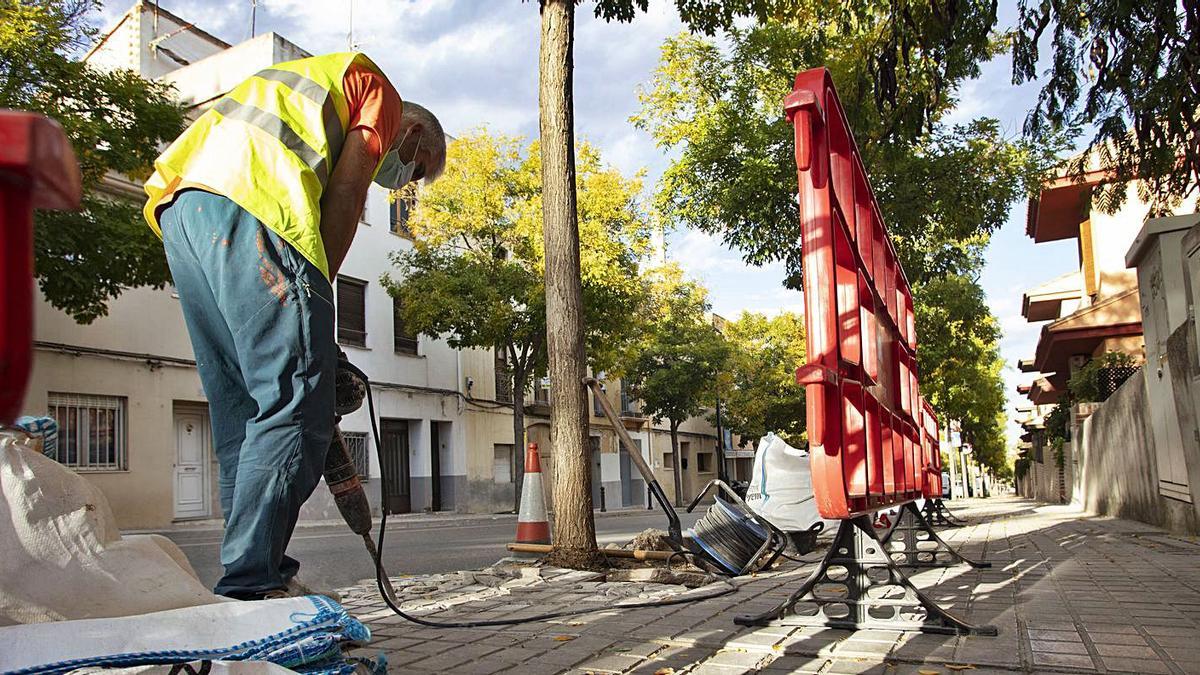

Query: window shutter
337,277,367,347
392,297,419,355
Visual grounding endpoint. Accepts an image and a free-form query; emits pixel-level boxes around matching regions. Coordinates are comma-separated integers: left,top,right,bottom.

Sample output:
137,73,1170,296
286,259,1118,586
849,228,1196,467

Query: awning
1022,271,1083,322
1026,168,1110,242
1029,377,1062,406
1032,288,1142,375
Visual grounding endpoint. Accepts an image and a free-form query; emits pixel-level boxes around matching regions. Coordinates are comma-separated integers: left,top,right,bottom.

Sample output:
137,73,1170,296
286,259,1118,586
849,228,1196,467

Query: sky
96,0,1080,445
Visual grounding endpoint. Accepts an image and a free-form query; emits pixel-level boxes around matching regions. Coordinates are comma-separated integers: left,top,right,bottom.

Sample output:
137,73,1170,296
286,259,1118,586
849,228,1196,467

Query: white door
174,410,211,519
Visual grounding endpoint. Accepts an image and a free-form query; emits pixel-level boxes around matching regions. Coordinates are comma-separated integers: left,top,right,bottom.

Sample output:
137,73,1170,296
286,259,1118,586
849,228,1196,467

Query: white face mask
374,130,422,189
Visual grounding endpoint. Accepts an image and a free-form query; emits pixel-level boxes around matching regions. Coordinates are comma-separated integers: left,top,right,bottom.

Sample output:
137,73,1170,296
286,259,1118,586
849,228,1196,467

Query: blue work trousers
160,189,336,598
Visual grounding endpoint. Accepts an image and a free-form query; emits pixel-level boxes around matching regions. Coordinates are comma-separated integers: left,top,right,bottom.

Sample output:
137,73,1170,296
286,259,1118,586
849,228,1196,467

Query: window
48,393,127,471
392,297,418,355
591,375,606,417
336,276,367,347
534,377,550,405
342,431,370,481
495,351,513,403
493,444,513,483
697,452,714,474
390,196,413,237
620,382,638,416
663,452,675,471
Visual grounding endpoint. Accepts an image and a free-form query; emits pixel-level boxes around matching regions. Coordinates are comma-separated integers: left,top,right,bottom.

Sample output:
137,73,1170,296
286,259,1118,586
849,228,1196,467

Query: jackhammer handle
584,377,682,544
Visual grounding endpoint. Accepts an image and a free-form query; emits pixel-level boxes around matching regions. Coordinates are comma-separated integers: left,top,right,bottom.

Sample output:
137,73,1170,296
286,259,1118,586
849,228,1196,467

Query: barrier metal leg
923,498,966,528
879,502,989,569
734,515,997,636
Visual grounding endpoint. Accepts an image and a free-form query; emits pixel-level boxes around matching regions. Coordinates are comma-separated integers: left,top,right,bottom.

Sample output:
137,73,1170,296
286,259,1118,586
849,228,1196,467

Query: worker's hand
335,350,366,416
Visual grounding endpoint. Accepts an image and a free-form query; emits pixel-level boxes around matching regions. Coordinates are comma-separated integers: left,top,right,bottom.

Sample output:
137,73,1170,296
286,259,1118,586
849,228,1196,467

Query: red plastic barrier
920,398,944,498
786,69,941,519
0,111,81,425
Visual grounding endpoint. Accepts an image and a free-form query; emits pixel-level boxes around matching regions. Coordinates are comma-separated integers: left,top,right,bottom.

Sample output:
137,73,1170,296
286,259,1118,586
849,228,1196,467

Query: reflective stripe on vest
211,98,331,187
254,68,346,164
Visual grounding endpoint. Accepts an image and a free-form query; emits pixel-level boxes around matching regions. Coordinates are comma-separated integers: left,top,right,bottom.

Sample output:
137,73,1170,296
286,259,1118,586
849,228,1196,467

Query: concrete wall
87,3,228,78
1020,454,1062,504
1073,368,1200,534
1076,369,1165,525
1091,182,1150,298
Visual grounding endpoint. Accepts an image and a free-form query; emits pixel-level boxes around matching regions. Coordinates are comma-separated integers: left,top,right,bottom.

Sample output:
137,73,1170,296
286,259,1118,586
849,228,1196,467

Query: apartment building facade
1013,153,1200,532
22,2,726,529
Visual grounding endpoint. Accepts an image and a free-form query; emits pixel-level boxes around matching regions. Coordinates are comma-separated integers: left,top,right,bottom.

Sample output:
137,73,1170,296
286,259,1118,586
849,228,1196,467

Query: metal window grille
495,351,513,403
47,393,127,471
620,382,640,416
342,431,370,481
534,377,550,404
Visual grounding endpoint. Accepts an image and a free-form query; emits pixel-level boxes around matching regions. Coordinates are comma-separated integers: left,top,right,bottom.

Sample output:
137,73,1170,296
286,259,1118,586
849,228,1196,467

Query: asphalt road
160,510,704,592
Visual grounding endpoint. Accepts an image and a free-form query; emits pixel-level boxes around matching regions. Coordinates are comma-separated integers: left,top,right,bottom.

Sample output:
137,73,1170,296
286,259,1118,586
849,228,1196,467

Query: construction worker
142,53,446,600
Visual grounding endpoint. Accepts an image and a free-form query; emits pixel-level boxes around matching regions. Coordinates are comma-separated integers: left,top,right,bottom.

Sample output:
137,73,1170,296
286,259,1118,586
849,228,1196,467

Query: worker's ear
405,122,424,152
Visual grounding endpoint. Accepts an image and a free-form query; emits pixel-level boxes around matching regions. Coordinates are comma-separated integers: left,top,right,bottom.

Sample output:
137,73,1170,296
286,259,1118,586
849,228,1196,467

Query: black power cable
342,360,738,628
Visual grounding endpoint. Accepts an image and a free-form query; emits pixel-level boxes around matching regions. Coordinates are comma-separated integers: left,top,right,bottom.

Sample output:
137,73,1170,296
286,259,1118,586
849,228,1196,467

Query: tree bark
670,420,683,507
511,359,527,512
539,0,598,562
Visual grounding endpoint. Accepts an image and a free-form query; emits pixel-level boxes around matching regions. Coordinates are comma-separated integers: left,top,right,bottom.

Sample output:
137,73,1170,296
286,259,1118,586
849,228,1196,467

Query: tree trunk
539,0,598,563
511,361,527,513
670,420,683,507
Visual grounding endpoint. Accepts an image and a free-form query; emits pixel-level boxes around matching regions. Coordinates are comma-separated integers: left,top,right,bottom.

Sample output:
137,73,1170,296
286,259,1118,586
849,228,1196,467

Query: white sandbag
0,595,377,675
66,661,296,675
0,431,224,626
743,433,831,533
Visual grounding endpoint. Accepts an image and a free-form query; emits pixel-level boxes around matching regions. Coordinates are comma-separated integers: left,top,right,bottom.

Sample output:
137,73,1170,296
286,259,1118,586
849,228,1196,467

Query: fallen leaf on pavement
919,670,940,675
653,669,674,675
947,665,975,671
553,635,575,642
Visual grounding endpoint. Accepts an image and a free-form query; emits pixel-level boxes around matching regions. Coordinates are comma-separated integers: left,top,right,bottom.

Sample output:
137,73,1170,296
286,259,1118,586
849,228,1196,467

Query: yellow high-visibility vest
143,52,388,280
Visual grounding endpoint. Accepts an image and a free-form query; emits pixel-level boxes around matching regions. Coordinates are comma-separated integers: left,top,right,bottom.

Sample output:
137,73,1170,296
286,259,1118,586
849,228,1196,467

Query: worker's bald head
395,102,447,183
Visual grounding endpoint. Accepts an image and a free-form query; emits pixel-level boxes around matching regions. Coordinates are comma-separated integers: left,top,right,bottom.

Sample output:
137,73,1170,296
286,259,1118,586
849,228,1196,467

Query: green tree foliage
1,0,185,322
714,311,806,445
384,130,650,462
632,19,1049,283
1066,350,1137,403
1013,0,1199,215
914,274,1008,472
632,6,1054,469
624,267,729,504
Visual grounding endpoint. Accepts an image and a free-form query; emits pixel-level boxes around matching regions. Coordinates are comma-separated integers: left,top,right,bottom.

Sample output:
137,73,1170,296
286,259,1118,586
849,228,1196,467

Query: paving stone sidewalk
338,496,1200,674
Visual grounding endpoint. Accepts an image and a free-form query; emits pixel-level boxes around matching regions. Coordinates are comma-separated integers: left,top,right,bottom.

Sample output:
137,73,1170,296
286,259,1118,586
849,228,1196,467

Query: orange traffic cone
515,442,550,545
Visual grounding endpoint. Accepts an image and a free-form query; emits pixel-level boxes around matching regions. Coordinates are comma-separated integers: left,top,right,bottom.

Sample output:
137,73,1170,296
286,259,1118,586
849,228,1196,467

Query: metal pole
715,396,729,484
